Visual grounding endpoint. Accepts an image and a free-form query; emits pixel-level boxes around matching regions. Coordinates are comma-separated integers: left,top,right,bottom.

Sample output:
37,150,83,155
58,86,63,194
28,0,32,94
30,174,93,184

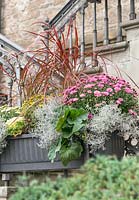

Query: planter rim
7,133,35,140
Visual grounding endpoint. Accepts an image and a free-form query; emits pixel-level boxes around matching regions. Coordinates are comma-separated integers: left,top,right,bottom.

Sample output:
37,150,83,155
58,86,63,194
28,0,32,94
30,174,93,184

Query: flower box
0,134,87,173
0,21,139,171
0,74,138,171
96,132,125,159
0,133,125,173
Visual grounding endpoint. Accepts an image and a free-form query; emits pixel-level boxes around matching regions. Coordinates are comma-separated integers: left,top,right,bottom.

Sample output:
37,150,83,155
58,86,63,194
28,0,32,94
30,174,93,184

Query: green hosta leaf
72,113,88,133
72,123,85,134
56,107,70,132
70,108,86,120
48,138,62,162
67,108,87,123
60,125,73,138
56,106,88,138
60,142,83,166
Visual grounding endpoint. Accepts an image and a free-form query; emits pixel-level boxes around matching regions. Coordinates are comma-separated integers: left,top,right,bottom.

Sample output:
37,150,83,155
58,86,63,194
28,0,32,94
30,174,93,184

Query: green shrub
10,156,139,200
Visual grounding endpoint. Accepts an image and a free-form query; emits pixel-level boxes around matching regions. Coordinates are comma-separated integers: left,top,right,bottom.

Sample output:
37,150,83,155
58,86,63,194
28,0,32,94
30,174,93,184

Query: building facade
1,0,139,47
0,1,139,199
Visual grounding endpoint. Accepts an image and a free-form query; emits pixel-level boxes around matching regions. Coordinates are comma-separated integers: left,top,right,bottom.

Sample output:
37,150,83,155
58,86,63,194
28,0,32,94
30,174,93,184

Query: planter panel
0,132,125,173
96,132,125,159
0,134,86,173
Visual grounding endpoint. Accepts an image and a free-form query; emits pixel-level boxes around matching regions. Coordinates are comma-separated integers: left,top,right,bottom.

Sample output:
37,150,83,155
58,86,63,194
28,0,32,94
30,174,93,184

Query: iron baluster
117,0,122,42
80,4,86,67
103,0,109,45
129,0,136,20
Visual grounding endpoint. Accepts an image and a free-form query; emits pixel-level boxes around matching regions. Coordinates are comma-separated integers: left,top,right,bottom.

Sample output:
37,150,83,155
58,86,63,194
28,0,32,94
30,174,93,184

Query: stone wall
1,0,69,47
105,20,139,87
1,0,139,48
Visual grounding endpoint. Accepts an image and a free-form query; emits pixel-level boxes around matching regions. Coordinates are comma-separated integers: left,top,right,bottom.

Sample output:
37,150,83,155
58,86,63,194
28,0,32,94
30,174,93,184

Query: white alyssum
87,104,139,152
31,97,61,149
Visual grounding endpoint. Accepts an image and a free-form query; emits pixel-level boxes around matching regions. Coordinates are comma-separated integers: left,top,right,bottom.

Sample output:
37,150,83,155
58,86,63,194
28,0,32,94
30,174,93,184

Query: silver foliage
0,117,7,153
87,104,139,152
30,97,62,149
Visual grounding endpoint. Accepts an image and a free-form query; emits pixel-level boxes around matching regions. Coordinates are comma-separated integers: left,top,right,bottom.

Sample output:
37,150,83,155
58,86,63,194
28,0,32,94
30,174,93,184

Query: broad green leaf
48,138,62,162
68,108,87,121
60,142,83,166
72,123,85,134
56,107,70,132
61,125,73,138
72,113,88,133
56,106,87,138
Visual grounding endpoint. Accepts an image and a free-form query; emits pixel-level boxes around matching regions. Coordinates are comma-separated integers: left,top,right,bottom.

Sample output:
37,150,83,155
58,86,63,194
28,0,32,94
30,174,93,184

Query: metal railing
0,0,2,32
0,34,34,106
49,0,101,30
45,0,101,68
40,0,138,73
46,0,138,58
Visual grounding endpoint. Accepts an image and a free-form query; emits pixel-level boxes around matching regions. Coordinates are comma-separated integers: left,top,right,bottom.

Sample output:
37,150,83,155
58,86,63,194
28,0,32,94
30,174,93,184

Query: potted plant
62,74,139,158
0,96,88,172
0,23,91,172
0,23,139,172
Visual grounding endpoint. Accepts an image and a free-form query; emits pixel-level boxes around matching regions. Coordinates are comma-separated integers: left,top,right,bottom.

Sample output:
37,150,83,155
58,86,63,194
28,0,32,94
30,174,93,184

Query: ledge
122,19,139,31
7,133,33,140
94,41,128,55
83,66,103,74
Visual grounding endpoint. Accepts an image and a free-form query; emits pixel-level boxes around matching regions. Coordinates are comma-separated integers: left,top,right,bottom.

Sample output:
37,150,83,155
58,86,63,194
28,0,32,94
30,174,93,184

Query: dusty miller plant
30,97,62,149
0,116,8,153
87,104,139,152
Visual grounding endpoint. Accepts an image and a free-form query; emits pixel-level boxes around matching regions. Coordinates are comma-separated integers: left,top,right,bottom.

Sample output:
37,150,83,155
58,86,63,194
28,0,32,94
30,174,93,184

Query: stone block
130,39,139,59
122,19,139,42
0,187,16,200
0,187,8,199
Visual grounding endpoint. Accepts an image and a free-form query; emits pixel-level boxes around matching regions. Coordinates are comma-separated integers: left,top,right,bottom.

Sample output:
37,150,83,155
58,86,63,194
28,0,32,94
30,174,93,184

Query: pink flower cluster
63,74,138,113
116,98,124,105
128,109,137,116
